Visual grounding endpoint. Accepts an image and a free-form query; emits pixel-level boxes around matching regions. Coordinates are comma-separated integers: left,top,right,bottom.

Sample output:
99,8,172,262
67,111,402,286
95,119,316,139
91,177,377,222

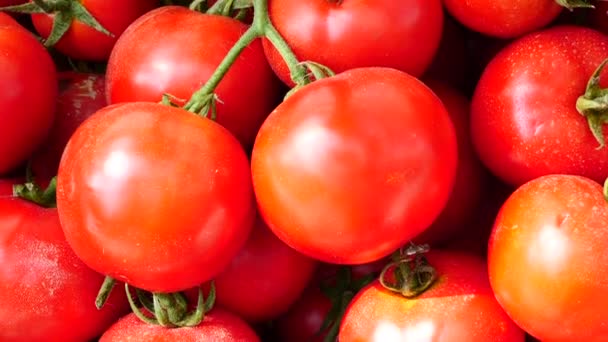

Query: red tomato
106,6,281,149
0,11,19,24
56,102,255,293
471,26,608,186
0,197,129,341
31,0,158,61
339,251,525,341
489,174,608,341
0,22,57,175
442,0,562,38
413,80,487,246
275,286,332,342
210,217,317,322
251,67,457,264
591,2,608,34
263,0,443,86
100,309,260,342
0,178,18,196
31,72,106,182
0,0,26,5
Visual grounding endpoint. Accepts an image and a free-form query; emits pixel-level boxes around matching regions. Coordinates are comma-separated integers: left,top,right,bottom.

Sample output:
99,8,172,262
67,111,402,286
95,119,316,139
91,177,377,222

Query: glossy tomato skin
106,6,281,149
471,26,608,187
251,67,457,264
0,22,57,175
31,72,106,182
31,0,158,61
0,198,129,342
489,175,608,341
339,251,525,342
414,80,487,246
100,309,260,342
263,0,443,86
211,217,318,322
56,102,255,293
443,0,561,38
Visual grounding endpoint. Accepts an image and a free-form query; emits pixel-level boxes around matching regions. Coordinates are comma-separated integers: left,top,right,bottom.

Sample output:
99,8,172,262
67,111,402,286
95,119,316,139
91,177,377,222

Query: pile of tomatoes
2,0,608,341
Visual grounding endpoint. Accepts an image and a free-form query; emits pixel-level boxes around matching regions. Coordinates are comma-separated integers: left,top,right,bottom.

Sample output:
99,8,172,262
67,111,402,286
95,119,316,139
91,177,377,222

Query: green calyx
576,58,608,149
554,0,595,10
13,166,57,208
317,267,377,342
379,244,437,298
0,0,112,48
96,276,215,328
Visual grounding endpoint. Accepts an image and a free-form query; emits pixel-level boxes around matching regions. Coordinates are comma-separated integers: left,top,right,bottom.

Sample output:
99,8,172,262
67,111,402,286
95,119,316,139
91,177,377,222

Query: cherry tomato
0,21,57,175
106,6,281,149
442,0,562,38
210,217,318,322
251,67,457,264
0,196,129,341
263,0,443,86
413,80,487,246
56,102,255,293
31,72,106,182
99,309,260,342
339,251,525,341
489,174,608,341
471,26,608,186
31,0,158,61
275,286,332,342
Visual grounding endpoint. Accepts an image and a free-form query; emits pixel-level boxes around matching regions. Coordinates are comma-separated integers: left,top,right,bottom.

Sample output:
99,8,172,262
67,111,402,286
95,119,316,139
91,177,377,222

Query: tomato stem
554,0,595,11
379,244,437,298
13,177,57,208
182,0,310,116
95,276,117,309
576,58,608,149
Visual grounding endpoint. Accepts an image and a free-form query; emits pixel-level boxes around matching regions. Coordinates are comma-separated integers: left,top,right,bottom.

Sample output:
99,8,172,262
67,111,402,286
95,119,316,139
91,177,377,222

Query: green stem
182,0,307,115
95,276,117,309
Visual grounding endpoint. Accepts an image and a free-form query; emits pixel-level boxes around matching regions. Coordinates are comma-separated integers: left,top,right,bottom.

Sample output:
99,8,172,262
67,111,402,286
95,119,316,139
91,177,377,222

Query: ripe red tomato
0,178,18,196
339,251,525,341
263,0,443,86
210,217,318,322
0,197,129,341
106,6,281,149
442,0,562,38
251,67,457,264
99,309,260,342
489,174,608,341
0,22,57,175
471,26,608,186
413,80,487,246
275,286,332,342
56,102,255,293
0,10,19,24
31,0,158,61
31,72,107,182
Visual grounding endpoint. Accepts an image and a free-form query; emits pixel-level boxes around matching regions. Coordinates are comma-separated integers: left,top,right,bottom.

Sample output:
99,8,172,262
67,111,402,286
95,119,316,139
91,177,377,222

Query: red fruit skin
339,251,525,342
0,198,129,342
31,0,159,61
30,72,107,182
211,218,318,322
99,309,260,342
591,2,608,35
275,286,332,342
413,80,487,246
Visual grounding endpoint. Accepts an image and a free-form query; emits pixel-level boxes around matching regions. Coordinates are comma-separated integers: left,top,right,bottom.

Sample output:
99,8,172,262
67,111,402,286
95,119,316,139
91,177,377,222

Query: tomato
31,72,106,182
210,217,318,322
263,0,443,86
0,22,57,175
56,102,255,293
591,1,608,34
339,251,525,341
471,26,608,187
251,67,457,264
0,196,129,342
99,309,260,342
0,10,19,24
30,0,158,61
442,0,562,38
488,174,608,341
275,286,332,342
0,178,18,196
106,6,281,149
413,80,487,246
